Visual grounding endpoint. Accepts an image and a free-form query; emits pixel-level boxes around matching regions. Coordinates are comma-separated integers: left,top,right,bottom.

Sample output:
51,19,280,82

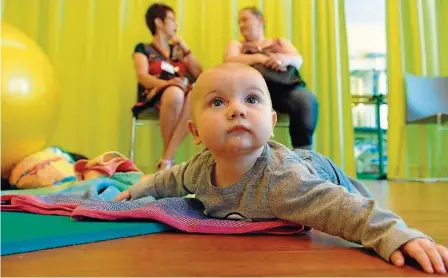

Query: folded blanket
74,151,140,181
1,178,309,235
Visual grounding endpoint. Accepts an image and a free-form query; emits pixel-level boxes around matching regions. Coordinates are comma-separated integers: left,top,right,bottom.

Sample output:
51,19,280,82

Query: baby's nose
227,103,247,119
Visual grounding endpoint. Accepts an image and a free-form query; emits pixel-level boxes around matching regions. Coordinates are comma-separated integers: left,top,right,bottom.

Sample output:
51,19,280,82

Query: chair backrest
404,73,448,123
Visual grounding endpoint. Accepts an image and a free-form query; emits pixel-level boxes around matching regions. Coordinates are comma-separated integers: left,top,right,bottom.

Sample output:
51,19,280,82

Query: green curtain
303,0,355,175
2,0,354,175
386,0,448,179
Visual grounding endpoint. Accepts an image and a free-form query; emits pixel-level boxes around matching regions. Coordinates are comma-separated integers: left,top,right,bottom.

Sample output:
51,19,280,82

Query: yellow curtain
294,0,355,175
1,0,354,175
386,0,448,179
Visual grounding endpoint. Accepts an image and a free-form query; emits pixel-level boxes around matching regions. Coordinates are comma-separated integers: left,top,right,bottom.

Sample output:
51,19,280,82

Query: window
345,0,388,179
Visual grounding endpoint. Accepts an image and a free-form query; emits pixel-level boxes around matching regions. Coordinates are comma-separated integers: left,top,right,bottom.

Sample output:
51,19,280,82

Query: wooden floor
2,181,448,277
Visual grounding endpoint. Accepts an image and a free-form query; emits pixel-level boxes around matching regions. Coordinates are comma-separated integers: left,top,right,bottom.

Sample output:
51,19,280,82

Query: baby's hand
113,174,154,202
113,190,131,201
390,238,448,274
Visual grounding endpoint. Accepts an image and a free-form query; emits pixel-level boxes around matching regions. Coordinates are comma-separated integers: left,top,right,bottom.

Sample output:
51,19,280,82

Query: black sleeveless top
134,43,192,102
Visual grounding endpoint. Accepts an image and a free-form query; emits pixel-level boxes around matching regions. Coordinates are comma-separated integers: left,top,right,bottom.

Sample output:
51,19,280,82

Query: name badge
161,61,175,75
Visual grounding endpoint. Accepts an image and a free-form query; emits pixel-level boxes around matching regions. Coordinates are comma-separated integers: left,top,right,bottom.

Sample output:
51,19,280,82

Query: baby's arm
268,159,447,274
132,163,192,199
115,154,202,201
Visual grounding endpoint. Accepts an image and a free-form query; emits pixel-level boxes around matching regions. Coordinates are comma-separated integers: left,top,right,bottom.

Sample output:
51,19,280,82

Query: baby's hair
190,63,272,121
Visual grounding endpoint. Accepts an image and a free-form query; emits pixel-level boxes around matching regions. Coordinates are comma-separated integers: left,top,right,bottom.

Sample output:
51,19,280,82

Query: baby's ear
271,110,277,126
270,110,277,138
187,120,202,145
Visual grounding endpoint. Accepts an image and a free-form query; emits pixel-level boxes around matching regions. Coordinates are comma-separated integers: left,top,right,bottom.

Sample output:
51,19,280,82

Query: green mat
1,173,171,255
1,211,171,255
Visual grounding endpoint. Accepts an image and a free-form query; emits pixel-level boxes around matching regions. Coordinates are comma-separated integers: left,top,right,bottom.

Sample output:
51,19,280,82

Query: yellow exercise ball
1,22,59,178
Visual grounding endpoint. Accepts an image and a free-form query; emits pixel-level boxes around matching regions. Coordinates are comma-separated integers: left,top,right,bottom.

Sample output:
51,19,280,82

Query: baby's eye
246,95,261,104
210,98,226,107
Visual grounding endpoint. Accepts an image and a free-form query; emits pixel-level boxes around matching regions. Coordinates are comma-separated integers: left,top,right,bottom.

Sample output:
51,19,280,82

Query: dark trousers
269,84,319,149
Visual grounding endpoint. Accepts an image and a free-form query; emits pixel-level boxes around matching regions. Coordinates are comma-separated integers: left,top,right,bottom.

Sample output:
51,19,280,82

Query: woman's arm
133,53,168,89
224,40,267,65
273,38,304,69
171,36,202,79
182,49,202,79
184,54,202,79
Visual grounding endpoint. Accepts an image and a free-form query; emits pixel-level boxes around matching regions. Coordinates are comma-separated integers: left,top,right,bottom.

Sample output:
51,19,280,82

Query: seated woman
224,7,318,150
133,3,202,171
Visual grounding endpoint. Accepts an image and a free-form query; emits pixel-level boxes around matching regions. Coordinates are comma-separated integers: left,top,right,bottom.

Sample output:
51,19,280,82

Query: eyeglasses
164,16,176,23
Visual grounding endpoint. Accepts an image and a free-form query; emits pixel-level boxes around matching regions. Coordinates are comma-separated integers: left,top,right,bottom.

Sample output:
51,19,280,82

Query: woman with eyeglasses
133,3,202,171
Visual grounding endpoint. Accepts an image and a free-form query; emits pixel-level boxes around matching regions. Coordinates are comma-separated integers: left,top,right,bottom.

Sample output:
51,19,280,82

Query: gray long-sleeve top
129,141,429,261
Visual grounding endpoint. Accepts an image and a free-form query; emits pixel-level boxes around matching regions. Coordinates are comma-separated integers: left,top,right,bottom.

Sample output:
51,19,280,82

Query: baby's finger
419,240,446,274
437,245,448,273
113,193,123,201
390,250,405,267
404,242,434,273
113,191,130,201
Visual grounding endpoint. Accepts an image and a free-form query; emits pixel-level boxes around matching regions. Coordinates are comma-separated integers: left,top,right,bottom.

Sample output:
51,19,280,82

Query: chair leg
436,113,448,177
395,124,405,178
130,117,137,161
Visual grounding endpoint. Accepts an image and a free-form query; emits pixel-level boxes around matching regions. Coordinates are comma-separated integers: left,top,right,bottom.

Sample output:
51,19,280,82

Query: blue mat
1,211,171,255
1,173,172,255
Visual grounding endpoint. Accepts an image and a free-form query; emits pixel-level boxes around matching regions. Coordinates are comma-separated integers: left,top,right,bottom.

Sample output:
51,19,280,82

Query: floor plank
2,181,447,276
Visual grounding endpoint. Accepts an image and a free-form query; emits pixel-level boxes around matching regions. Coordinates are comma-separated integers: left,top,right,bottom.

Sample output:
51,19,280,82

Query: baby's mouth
228,125,251,134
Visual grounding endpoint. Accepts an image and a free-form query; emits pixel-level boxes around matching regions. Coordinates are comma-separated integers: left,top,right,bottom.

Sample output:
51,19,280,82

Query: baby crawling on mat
115,63,448,274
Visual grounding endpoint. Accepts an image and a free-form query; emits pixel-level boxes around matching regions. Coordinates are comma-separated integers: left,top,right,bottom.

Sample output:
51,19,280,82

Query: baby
115,63,448,274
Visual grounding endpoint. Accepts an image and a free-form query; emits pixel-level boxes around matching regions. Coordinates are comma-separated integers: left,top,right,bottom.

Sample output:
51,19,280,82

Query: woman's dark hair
145,3,174,35
241,6,264,21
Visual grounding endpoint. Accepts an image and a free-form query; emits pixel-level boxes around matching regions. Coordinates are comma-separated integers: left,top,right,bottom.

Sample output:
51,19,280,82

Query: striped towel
1,178,309,235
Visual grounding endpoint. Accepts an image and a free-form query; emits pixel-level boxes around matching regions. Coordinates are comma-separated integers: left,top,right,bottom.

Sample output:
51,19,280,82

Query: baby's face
188,64,277,156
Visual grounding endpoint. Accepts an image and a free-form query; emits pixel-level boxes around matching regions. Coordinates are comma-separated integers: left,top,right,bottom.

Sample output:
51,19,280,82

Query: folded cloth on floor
1,177,309,235
74,151,140,181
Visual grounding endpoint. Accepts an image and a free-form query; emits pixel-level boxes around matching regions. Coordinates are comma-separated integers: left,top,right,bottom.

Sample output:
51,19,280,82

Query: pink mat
1,193,310,235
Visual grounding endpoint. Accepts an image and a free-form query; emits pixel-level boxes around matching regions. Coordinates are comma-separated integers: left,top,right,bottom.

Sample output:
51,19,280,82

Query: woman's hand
171,35,202,79
166,77,187,91
254,53,269,64
171,35,189,53
390,238,448,274
264,53,288,71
